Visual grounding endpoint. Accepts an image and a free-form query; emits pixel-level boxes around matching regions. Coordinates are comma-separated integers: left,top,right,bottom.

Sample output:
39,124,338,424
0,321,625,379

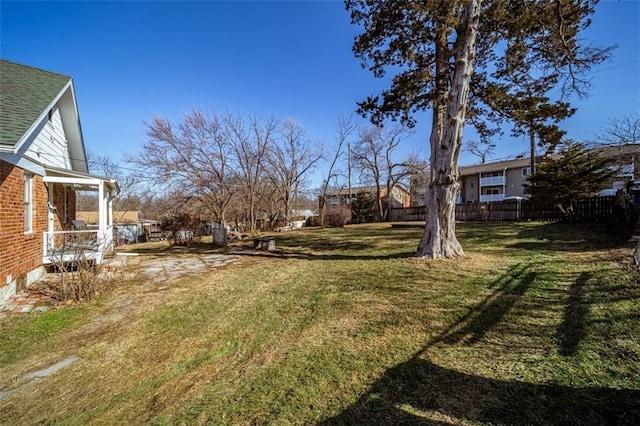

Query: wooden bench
253,238,275,251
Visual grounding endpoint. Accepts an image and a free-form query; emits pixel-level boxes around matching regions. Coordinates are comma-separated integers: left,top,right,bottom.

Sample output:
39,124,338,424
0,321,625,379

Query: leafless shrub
45,232,110,302
325,205,352,228
159,213,204,246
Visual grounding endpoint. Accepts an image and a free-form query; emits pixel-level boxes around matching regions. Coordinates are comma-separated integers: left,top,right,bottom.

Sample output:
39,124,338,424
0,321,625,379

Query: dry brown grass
1,222,638,425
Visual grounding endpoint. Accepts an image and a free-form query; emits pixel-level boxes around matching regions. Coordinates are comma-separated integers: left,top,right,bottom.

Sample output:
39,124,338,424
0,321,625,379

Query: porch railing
43,225,114,264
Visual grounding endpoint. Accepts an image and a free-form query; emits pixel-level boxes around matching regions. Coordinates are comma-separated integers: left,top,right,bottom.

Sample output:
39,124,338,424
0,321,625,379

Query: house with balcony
457,157,535,203
456,144,640,204
0,59,117,302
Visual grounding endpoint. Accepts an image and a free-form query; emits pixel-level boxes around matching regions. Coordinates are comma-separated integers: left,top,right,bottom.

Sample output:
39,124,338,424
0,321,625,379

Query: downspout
503,167,507,200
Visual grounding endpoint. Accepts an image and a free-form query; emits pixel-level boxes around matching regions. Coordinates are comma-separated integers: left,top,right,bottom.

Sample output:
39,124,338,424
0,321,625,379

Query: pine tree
524,142,618,217
350,191,377,223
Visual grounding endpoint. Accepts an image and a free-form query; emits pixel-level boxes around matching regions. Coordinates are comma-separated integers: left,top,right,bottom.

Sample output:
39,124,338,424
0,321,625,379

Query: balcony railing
480,176,506,186
480,194,505,203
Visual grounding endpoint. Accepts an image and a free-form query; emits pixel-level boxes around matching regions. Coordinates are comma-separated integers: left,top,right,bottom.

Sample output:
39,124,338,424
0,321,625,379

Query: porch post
98,180,105,250
108,187,114,250
45,184,55,258
47,184,55,234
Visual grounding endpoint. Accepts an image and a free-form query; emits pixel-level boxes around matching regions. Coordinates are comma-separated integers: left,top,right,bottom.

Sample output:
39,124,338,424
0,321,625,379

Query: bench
253,238,275,251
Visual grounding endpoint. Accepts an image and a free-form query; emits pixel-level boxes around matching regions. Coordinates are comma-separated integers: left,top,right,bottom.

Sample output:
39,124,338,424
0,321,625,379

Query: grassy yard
0,222,638,425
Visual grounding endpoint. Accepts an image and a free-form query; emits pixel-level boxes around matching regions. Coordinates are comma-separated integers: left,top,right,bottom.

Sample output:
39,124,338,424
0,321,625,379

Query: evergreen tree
345,0,611,258
351,191,377,223
524,142,618,217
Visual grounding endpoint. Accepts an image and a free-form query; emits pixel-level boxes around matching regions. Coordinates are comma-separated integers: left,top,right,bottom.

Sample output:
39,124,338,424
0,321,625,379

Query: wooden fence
389,196,616,223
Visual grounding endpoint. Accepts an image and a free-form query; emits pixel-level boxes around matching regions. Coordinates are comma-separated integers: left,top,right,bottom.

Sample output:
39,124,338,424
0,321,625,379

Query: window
486,188,502,195
469,182,475,189
522,167,531,176
24,173,33,232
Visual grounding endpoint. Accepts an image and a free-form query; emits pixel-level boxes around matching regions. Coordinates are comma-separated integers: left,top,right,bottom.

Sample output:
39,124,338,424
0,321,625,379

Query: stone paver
0,292,52,318
140,254,240,284
0,253,241,317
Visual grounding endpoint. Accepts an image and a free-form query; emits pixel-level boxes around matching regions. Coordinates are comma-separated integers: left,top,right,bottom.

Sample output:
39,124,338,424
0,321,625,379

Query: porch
42,167,118,265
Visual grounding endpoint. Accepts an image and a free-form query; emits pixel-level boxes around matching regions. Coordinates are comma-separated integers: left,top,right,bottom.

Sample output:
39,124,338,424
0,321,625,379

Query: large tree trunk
416,0,481,259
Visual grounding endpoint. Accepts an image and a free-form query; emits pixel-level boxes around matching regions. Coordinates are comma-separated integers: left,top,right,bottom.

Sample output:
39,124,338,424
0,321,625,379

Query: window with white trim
24,173,33,232
522,167,531,176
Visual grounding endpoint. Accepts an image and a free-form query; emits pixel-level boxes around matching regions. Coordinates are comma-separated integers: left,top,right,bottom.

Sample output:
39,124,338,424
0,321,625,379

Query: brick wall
51,182,75,230
0,160,49,292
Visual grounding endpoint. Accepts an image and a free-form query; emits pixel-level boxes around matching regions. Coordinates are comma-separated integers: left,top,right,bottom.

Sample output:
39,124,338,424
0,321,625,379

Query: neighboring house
455,144,640,204
458,157,537,203
0,59,118,302
320,185,411,210
77,210,141,244
593,144,640,196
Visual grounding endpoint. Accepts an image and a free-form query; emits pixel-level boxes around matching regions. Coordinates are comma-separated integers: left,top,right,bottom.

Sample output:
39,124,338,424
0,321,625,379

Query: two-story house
456,144,639,204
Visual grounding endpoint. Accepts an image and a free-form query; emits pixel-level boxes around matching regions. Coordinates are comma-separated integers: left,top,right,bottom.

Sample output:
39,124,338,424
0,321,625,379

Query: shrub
159,213,205,246
45,233,111,302
325,205,352,227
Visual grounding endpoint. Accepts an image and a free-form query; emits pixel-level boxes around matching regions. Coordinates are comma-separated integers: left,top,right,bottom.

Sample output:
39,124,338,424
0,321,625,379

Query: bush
45,234,111,303
325,205,352,228
159,213,205,246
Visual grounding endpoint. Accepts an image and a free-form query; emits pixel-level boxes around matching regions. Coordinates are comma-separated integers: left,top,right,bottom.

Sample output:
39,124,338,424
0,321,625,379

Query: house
455,144,640,204
592,144,640,196
77,210,141,244
320,185,410,209
0,59,118,302
457,157,537,203
319,185,411,223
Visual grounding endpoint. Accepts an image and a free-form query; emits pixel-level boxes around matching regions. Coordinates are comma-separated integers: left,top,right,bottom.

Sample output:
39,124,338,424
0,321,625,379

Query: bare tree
132,109,238,225
596,113,640,146
225,112,275,231
352,124,412,221
464,139,496,164
319,115,358,227
267,118,323,227
88,153,140,212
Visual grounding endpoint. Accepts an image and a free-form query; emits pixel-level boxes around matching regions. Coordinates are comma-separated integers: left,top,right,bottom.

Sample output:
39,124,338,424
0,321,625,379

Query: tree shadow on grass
557,272,591,356
320,263,640,425
511,222,635,253
231,249,416,262
320,357,639,425
435,263,536,346
117,242,225,256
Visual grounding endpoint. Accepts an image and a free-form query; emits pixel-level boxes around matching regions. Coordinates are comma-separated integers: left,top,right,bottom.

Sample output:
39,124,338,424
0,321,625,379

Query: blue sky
1,1,639,188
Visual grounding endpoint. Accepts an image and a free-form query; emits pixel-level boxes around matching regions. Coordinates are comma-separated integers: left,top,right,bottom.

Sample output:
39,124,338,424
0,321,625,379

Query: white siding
18,105,72,169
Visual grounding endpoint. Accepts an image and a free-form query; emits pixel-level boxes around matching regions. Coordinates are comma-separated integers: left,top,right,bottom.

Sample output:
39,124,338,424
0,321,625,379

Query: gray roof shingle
0,59,71,148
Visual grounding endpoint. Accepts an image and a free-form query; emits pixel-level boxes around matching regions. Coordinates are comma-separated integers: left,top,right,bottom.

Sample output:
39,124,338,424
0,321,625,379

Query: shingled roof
0,59,71,149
